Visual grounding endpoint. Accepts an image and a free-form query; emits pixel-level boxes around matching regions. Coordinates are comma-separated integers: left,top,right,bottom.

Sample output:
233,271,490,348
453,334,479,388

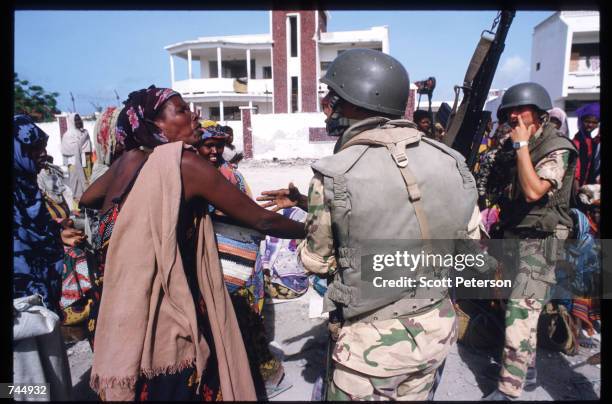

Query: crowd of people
13,48,601,402
13,87,310,400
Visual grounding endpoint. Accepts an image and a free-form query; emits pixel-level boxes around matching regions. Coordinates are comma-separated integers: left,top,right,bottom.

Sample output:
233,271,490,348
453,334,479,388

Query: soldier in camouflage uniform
300,175,483,401
259,49,485,401
484,83,577,400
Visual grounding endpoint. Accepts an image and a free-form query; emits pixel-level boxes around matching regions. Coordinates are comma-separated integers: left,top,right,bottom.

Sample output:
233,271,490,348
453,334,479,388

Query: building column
382,28,390,54
240,106,254,159
219,100,224,122
246,48,251,80
190,102,194,112
217,47,222,79
188,48,192,80
170,54,175,88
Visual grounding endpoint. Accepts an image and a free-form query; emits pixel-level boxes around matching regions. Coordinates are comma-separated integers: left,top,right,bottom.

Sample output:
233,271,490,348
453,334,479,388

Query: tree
14,73,61,122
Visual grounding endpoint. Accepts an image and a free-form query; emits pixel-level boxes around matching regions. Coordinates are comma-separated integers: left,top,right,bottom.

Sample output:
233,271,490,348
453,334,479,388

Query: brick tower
271,10,327,113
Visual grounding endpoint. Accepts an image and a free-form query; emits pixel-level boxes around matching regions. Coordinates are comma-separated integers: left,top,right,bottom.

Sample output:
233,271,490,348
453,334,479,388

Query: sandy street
66,160,601,401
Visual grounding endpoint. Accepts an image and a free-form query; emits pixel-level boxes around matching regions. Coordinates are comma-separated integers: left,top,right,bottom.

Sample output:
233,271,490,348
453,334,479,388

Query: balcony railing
173,78,273,96
566,70,600,93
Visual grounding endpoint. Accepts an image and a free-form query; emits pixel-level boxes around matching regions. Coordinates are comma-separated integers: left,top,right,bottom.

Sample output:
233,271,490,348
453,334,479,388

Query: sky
14,10,555,115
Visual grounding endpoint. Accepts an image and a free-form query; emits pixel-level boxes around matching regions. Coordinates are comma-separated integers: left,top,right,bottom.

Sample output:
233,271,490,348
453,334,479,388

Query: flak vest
312,117,478,321
499,123,578,236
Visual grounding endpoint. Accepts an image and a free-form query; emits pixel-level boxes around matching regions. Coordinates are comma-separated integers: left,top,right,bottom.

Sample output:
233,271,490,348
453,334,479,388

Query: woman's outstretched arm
181,150,305,240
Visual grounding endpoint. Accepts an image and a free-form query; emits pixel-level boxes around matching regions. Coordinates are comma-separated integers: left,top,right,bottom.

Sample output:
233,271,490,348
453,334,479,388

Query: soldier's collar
529,126,544,145
338,117,390,150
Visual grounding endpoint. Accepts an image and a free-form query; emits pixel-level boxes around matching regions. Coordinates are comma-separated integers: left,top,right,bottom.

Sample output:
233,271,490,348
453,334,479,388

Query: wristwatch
512,140,528,149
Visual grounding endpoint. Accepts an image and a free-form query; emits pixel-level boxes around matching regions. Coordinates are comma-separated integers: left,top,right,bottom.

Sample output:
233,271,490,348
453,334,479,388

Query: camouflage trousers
499,239,553,398
498,298,543,397
327,298,456,401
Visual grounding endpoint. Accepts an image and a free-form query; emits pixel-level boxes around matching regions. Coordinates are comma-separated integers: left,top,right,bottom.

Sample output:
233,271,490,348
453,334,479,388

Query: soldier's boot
482,389,514,401
523,366,537,392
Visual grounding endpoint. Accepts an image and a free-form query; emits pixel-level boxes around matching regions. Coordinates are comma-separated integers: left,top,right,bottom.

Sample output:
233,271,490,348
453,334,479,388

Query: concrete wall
198,101,272,120
562,11,600,33
223,119,244,151
198,51,271,79
200,58,210,79
254,51,272,79
530,13,569,106
250,112,333,159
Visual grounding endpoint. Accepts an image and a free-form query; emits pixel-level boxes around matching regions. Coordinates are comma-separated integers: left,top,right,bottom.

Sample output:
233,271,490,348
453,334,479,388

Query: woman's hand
257,182,307,211
60,220,86,246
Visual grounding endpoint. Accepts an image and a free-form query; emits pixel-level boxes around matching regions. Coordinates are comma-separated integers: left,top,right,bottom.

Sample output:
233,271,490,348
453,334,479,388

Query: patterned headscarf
201,119,218,129
94,106,123,165
116,85,180,151
13,115,64,313
199,124,227,141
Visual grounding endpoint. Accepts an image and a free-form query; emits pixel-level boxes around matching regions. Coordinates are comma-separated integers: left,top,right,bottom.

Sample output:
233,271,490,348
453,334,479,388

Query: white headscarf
548,107,569,137
61,113,91,167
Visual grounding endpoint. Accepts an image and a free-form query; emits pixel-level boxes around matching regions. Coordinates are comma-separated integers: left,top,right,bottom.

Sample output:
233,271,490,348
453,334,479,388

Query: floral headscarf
116,85,180,151
94,106,123,166
13,115,64,313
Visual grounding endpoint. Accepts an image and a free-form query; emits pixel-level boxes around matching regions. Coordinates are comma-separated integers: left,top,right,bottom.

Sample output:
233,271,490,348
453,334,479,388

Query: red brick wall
241,108,253,159
309,127,336,142
318,11,327,33
404,88,416,121
300,11,317,112
272,11,287,114
272,10,319,113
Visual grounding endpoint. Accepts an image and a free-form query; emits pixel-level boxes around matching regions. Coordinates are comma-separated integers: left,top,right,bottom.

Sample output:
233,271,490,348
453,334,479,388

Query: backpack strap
386,142,432,242
339,126,432,242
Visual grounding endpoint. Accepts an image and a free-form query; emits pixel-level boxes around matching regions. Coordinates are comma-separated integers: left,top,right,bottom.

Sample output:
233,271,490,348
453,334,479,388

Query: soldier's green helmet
497,82,552,122
321,48,410,117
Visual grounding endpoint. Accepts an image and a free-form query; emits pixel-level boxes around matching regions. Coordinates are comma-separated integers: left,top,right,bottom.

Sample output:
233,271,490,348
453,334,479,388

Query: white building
530,11,599,135
165,33,275,121
165,11,389,122
485,11,599,136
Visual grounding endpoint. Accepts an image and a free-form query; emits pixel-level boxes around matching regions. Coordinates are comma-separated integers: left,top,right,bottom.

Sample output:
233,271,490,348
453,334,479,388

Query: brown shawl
90,142,256,401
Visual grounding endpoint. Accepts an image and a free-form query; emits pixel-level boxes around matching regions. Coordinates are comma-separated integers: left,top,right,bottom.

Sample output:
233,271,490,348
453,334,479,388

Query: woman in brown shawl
80,86,304,401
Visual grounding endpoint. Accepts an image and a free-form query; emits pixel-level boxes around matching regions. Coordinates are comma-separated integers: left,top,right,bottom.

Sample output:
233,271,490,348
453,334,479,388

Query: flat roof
319,27,387,44
165,33,272,52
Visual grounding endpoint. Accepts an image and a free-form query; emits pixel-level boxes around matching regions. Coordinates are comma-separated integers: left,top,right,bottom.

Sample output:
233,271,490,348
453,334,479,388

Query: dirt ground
66,160,601,401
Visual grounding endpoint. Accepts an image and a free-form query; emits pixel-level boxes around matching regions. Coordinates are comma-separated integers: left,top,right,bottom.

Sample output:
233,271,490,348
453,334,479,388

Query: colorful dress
211,161,283,397
259,208,310,300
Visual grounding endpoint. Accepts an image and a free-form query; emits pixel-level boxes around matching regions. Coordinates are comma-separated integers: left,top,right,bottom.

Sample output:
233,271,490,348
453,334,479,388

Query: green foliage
14,73,61,122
